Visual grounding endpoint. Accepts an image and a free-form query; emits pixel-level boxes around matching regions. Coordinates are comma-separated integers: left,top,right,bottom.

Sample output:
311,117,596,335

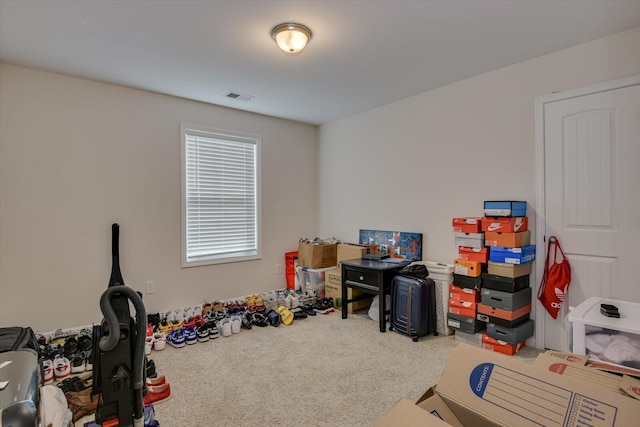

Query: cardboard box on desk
297,241,337,268
376,343,640,426
337,243,372,265
324,268,372,313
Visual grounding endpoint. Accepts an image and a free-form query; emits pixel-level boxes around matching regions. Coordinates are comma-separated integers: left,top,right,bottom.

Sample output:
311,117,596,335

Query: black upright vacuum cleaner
92,224,147,427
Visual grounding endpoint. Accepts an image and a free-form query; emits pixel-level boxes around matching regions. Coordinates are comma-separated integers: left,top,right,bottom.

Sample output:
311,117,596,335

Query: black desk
341,258,410,332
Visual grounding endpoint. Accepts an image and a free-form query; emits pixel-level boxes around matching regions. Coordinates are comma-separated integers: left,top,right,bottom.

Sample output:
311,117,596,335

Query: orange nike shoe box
482,333,526,356
484,230,531,248
481,216,528,233
476,303,531,321
449,284,480,304
448,299,477,318
454,259,482,277
458,246,489,263
452,217,482,233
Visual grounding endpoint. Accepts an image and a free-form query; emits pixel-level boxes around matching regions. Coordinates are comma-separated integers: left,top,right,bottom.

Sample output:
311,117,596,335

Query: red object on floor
285,251,298,289
143,383,171,405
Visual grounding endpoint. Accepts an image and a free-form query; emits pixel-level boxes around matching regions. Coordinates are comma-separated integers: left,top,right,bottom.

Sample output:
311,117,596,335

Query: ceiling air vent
225,91,254,102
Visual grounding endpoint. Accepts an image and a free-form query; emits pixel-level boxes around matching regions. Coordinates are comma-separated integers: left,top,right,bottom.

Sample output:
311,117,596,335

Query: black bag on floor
0,326,39,354
389,275,438,341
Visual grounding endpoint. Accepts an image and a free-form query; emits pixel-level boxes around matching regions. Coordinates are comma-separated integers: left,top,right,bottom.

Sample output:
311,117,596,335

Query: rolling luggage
0,327,39,354
389,275,438,342
0,350,41,427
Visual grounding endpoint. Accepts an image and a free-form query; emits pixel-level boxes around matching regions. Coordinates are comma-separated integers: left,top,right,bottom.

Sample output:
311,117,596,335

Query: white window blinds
182,125,260,266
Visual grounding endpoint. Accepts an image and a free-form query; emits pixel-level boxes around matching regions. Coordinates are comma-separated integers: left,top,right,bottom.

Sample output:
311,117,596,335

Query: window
181,124,261,266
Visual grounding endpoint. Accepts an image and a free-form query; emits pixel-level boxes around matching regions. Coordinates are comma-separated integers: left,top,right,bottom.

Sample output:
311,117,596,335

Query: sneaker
183,327,197,345
145,336,153,356
143,383,171,405
192,314,205,327
241,313,253,329
146,374,167,387
43,360,54,384
289,292,301,309
196,324,210,343
153,333,166,351
147,359,157,378
70,355,86,374
250,312,268,327
313,298,335,314
157,321,172,335
54,356,71,381
206,321,219,339
291,307,308,319
169,318,182,331
166,330,185,348
192,305,202,317
146,324,153,337
217,318,232,337
182,316,197,329
230,316,241,334
202,302,213,316
301,304,317,316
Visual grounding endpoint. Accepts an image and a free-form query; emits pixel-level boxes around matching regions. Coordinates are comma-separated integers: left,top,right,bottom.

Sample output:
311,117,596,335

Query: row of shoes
145,296,336,350
38,327,94,380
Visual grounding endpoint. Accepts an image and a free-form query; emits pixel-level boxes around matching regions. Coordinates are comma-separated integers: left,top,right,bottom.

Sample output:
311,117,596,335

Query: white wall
318,27,640,265
0,64,318,331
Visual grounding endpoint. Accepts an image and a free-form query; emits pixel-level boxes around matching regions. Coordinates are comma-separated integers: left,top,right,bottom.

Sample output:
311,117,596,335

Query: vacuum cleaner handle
99,286,147,422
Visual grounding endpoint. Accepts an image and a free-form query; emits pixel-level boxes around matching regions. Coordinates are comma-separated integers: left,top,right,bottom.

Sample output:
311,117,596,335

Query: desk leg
341,280,348,320
379,289,386,332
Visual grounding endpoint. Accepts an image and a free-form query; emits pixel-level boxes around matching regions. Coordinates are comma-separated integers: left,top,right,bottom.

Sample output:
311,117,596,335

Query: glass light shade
271,23,312,54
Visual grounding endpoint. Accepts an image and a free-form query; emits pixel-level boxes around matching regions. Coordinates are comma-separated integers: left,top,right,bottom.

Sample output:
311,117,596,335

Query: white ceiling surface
1,1,639,125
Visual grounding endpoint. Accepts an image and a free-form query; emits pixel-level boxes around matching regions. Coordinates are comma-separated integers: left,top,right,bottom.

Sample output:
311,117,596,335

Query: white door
539,79,640,351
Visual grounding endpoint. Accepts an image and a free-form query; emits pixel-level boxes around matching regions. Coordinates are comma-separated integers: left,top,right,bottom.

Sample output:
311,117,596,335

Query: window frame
180,123,262,267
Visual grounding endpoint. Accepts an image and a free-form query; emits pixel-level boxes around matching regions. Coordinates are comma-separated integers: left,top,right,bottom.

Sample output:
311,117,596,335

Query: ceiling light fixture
271,23,312,54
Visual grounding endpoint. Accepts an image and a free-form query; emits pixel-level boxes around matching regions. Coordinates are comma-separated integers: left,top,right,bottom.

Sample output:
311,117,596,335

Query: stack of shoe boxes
448,218,487,343
478,201,535,355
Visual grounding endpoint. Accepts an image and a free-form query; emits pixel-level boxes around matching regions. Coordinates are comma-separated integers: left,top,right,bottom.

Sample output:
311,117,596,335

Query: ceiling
1,1,639,125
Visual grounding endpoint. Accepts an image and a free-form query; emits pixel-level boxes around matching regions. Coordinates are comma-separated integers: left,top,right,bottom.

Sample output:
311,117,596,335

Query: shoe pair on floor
145,332,167,354
313,298,335,314
144,374,171,405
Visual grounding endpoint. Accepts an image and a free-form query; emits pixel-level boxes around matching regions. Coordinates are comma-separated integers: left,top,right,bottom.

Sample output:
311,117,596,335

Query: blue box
484,201,527,217
489,245,536,265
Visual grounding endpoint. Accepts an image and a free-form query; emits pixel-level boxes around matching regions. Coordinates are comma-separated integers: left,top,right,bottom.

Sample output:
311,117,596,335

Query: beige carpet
144,311,540,426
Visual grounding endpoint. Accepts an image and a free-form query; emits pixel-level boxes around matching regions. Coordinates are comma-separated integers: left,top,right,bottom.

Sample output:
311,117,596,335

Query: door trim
534,74,640,349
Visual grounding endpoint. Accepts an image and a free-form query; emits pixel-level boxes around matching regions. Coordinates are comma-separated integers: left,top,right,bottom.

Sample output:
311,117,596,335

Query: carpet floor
140,310,541,426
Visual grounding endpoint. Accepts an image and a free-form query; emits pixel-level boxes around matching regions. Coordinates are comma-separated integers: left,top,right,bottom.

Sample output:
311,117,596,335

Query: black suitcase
389,275,438,341
0,350,41,426
0,327,39,354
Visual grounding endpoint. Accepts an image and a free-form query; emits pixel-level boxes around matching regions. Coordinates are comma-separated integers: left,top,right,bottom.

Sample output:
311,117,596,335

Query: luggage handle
407,284,413,337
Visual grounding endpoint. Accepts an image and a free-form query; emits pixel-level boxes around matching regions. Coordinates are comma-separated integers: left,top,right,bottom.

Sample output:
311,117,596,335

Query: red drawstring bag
538,236,572,319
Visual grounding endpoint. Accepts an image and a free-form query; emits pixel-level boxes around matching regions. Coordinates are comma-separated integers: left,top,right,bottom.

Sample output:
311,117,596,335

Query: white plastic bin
566,297,640,368
296,265,336,298
424,261,455,336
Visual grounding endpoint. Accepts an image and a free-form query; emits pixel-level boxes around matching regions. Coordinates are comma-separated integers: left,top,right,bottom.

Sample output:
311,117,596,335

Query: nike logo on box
514,218,524,231
487,224,501,232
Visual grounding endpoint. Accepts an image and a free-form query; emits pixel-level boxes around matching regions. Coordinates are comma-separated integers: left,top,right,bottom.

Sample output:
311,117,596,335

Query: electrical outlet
145,280,156,294
276,264,283,275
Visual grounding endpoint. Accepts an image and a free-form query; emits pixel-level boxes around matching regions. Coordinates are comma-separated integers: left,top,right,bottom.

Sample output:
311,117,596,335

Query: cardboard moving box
378,343,640,426
324,268,372,313
297,241,337,268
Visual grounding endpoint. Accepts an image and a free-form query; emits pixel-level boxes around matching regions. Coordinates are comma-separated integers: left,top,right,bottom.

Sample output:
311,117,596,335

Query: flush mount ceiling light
271,23,312,54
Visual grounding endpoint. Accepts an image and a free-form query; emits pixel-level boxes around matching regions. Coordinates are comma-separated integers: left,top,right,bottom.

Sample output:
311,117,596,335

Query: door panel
543,84,640,351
